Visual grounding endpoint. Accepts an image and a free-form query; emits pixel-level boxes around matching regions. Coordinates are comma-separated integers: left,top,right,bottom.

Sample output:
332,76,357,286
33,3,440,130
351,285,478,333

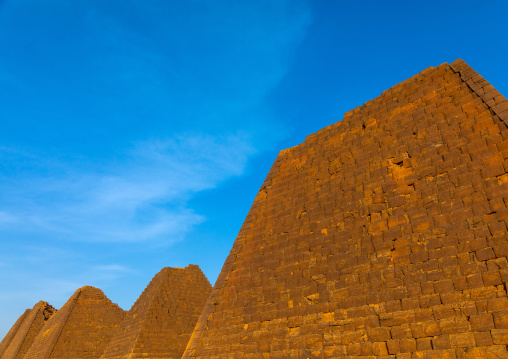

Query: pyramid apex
449,57,468,71
79,285,99,291
100,265,211,359
157,264,202,273
74,285,106,299
1,300,57,359
185,264,208,277
24,284,124,359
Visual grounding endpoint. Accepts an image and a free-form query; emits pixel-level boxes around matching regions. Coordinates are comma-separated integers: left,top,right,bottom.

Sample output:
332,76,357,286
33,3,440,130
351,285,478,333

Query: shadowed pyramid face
183,60,508,358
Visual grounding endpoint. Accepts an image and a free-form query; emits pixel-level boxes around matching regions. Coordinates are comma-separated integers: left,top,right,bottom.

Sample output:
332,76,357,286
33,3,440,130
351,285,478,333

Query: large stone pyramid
1,301,56,359
100,265,211,359
23,286,125,359
183,59,508,358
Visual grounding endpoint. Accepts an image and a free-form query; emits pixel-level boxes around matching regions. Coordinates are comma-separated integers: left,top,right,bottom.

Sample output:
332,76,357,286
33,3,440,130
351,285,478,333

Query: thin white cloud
0,1,311,246
0,133,253,244
87,264,138,283
93,264,132,272
0,277,81,305
0,211,17,224
0,0,312,340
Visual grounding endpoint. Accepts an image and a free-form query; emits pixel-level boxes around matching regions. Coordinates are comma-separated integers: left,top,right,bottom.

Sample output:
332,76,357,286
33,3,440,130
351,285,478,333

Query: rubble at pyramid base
2,59,508,359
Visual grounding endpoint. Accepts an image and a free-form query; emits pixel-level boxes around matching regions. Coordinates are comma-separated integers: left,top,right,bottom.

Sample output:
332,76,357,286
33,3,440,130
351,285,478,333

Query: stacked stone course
183,59,508,358
100,264,211,359
1,301,55,359
0,309,30,358
23,286,125,359
0,302,56,359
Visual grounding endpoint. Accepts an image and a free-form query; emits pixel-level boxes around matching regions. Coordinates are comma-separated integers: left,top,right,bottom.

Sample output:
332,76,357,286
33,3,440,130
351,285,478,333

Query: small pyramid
1,301,56,359
23,286,125,359
182,59,508,358
0,308,30,357
100,264,211,359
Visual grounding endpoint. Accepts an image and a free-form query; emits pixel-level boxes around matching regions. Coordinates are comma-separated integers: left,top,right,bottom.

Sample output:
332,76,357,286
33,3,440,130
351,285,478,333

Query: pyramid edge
182,149,289,358
31,290,81,359
2,301,48,359
450,58,508,124
182,58,508,358
0,309,31,357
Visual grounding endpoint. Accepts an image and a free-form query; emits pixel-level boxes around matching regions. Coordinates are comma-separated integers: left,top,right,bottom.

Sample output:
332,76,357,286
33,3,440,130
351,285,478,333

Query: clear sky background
1,0,507,337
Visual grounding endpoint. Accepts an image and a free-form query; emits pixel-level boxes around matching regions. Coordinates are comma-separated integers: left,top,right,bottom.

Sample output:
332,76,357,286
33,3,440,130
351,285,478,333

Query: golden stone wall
183,59,508,358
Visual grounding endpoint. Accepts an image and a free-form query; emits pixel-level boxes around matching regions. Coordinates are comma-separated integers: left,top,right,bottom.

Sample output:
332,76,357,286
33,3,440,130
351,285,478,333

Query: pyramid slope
23,286,125,359
100,264,211,359
0,309,30,357
2,301,56,359
183,59,508,358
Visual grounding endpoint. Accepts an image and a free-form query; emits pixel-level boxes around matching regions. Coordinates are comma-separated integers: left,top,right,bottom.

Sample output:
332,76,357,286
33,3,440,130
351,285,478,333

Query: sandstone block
178,60,508,359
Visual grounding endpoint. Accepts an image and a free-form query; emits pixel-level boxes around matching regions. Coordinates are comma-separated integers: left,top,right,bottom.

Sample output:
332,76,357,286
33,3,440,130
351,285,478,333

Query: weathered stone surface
183,59,508,358
0,309,30,358
100,264,211,359
23,286,125,359
1,301,55,359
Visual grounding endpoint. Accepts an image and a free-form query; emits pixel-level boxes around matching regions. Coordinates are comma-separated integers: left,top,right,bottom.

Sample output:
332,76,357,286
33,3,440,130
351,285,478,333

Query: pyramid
183,59,508,359
23,286,125,359
1,302,56,359
100,264,211,359
1,301,56,359
0,309,30,357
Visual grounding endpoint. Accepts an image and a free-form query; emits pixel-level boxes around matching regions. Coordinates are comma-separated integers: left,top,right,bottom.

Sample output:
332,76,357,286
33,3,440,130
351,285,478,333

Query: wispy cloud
0,0,312,340
0,245,133,304
0,1,311,245
93,264,132,272
0,1,311,244
88,264,138,284
0,0,311,150
0,133,253,244
0,211,17,224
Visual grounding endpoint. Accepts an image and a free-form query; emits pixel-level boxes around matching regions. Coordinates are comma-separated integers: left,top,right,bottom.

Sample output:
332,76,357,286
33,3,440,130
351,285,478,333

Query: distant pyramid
1,301,55,359
0,309,30,357
23,286,125,359
100,264,211,359
183,59,508,358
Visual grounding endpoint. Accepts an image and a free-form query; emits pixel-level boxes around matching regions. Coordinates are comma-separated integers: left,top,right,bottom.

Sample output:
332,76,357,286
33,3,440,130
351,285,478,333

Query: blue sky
0,0,507,337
